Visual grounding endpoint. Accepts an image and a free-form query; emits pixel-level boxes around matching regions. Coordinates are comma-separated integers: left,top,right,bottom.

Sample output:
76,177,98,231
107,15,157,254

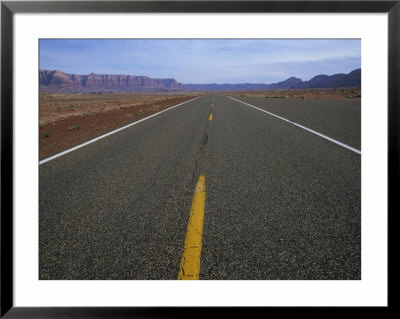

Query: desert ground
225,88,361,99
39,92,200,159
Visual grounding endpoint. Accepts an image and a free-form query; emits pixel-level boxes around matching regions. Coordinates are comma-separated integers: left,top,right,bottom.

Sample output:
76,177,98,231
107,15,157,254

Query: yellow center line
209,114,213,121
178,175,206,280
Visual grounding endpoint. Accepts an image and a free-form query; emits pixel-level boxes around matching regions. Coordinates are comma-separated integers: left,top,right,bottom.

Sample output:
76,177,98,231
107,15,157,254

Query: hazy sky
39,39,361,84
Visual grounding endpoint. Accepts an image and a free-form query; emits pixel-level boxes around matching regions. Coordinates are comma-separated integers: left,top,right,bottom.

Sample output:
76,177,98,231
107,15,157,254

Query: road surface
39,94,361,280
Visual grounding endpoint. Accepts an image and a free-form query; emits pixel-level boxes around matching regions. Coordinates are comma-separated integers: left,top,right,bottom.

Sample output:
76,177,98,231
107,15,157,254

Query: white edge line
228,96,361,155
39,96,201,165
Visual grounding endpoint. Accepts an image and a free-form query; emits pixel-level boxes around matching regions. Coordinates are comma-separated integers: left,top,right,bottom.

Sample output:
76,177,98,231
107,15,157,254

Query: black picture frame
1,1,396,317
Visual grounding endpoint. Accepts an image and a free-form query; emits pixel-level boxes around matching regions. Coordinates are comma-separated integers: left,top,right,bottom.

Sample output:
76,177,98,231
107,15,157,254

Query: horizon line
39,68,361,86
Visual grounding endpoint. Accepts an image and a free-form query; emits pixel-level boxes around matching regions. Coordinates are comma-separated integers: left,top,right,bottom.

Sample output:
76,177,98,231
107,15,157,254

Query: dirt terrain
39,93,200,159
226,88,361,99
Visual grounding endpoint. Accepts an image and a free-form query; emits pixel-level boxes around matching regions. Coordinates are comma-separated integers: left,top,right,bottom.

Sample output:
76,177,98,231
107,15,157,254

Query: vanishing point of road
39,94,361,280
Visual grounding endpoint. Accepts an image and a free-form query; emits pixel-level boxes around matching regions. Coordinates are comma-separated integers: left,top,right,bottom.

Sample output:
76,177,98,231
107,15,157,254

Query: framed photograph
1,0,396,317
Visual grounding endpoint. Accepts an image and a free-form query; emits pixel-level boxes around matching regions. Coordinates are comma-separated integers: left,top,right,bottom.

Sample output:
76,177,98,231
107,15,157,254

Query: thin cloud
39,39,361,84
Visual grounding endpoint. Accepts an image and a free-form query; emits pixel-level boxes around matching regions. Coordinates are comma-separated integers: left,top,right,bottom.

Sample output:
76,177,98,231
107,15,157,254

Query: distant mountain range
39,69,361,93
39,70,185,93
268,68,361,89
186,69,361,91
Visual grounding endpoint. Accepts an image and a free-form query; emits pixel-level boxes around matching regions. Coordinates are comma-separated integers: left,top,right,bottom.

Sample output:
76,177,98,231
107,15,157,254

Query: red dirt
39,95,198,160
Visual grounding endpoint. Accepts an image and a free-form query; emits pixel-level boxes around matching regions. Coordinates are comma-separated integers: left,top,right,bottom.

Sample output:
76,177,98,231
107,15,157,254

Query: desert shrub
67,125,80,131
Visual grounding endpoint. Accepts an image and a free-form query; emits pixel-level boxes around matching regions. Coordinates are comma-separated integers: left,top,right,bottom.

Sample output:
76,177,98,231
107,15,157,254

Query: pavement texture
39,94,361,280
201,95,360,279
231,96,361,150
39,96,210,279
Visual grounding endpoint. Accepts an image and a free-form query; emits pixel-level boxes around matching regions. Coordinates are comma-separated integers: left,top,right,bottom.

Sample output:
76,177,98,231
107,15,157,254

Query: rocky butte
39,70,185,93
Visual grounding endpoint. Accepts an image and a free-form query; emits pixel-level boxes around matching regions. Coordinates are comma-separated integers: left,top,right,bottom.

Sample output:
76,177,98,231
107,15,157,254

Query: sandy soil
226,88,361,100
39,93,199,160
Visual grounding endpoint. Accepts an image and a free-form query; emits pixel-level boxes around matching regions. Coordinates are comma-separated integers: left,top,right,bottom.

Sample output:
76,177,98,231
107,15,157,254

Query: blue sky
39,39,361,84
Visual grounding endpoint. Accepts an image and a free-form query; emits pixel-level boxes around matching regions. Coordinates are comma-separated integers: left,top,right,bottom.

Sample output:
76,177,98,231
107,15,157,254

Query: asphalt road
231,95,361,150
39,94,361,280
